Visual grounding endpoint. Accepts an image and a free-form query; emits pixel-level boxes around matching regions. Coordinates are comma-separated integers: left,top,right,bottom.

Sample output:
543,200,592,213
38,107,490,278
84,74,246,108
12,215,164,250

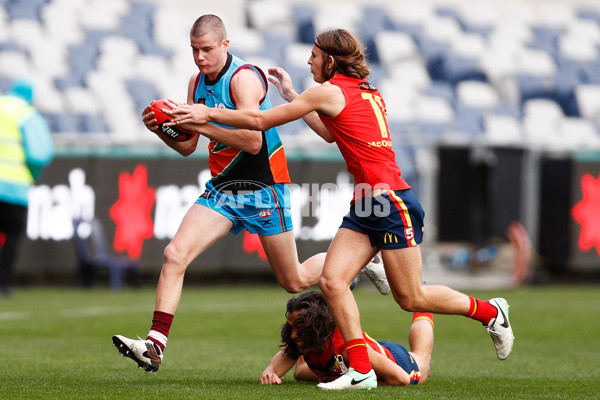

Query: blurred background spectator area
0,0,599,151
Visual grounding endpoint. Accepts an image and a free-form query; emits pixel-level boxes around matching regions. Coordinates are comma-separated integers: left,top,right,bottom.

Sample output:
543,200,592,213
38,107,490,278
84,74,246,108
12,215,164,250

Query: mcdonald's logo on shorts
384,232,398,244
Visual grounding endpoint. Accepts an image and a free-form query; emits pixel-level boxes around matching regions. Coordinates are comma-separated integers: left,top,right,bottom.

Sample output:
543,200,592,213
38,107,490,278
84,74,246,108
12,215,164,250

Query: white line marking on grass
0,299,282,321
0,311,31,321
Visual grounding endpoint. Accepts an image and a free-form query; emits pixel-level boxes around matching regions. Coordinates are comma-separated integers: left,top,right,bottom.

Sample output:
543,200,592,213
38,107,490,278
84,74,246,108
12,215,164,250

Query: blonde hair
314,29,370,80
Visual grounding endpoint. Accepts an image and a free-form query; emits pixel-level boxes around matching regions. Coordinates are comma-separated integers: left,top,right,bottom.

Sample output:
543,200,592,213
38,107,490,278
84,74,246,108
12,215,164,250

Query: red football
149,99,195,142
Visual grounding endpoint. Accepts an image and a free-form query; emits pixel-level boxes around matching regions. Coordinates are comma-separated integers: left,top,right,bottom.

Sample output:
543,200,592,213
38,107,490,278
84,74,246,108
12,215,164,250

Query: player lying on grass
260,291,434,387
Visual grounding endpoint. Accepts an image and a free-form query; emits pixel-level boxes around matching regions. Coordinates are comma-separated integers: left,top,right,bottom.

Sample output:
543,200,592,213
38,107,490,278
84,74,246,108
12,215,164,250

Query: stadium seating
0,0,598,150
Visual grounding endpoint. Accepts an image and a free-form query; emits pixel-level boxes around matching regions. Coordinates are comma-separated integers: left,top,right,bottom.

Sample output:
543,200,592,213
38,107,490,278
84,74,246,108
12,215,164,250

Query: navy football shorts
340,189,424,249
378,340,421,385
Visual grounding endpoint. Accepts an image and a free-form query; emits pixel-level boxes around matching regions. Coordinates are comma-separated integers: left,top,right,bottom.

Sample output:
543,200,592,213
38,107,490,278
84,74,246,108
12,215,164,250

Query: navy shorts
196,181,293,236
378,341,421,385
340,189,424,249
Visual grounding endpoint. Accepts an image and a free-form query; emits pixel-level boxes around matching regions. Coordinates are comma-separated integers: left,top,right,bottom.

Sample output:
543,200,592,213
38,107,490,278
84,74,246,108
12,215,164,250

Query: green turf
1,285,599,399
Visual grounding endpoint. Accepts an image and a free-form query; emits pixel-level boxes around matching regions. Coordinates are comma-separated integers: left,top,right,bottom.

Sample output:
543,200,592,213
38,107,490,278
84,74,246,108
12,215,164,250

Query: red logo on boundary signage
243,231,267,261
110,164,156,259
571,173,600,257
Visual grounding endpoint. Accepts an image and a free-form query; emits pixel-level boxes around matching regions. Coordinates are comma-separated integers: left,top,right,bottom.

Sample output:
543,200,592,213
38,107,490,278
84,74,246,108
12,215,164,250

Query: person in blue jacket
0,78,54,297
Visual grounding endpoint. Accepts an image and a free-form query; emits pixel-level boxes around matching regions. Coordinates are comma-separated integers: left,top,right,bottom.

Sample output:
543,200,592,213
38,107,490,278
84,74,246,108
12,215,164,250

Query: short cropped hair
190,14,227,41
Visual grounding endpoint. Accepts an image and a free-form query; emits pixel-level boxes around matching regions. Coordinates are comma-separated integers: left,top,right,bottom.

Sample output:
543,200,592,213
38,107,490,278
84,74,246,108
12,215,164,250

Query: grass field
1,284,599,399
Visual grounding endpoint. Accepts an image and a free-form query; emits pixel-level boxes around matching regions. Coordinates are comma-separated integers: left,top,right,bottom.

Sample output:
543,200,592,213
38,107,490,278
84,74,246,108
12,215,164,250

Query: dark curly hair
281,291,336,359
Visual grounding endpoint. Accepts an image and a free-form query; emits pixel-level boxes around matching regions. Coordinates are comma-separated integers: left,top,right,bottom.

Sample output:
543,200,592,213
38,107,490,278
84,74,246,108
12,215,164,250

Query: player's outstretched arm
268,67,334,143
367,346,411,386
167,85,335,145
260,349,297,385
168,72,265,154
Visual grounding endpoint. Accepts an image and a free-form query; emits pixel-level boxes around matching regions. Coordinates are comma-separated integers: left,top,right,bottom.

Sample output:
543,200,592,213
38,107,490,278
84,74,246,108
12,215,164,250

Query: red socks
344,338,371,374
147,311,174,354
412,312,434,327
467,296,497,325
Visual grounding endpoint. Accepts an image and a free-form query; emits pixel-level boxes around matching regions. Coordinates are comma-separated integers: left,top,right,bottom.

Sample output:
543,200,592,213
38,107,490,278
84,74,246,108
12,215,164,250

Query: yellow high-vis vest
0,96,35,186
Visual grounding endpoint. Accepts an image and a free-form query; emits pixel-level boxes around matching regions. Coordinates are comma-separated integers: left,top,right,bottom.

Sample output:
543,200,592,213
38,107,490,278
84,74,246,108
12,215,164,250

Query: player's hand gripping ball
149,99,195,142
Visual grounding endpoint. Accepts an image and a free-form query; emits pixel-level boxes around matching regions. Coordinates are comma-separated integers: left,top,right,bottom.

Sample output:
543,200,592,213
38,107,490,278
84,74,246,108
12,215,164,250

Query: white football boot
317,368,377,390
486,298,514,360
112,335,162,372
361,252,390,295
